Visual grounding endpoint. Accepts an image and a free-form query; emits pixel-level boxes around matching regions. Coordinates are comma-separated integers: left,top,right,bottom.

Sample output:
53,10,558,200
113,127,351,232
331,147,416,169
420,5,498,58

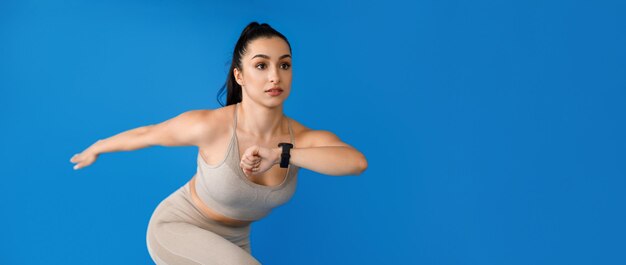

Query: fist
239,145,279,177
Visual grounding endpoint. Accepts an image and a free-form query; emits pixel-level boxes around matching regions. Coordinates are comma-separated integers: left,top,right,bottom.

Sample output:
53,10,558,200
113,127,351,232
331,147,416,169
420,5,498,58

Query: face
234,37,292,107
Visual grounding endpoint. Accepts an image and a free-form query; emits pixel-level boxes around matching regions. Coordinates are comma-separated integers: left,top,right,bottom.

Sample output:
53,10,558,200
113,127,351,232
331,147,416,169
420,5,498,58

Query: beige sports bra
193,102,299,221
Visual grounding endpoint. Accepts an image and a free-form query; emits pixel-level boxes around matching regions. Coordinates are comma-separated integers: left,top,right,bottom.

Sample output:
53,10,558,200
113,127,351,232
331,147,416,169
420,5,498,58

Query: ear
233,68,244,86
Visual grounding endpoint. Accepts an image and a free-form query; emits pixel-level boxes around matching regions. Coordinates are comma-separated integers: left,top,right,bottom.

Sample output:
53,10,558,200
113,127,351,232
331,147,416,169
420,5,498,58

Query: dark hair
216,22,292,107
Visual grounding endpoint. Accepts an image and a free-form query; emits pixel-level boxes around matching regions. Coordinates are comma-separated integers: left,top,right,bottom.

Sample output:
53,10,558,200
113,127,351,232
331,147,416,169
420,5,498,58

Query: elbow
140,125,157,147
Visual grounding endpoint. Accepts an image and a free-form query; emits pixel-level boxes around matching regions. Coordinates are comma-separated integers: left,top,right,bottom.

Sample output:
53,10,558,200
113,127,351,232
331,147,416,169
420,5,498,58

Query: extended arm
86,126,151,154
70,110,209,169
88,110,206,154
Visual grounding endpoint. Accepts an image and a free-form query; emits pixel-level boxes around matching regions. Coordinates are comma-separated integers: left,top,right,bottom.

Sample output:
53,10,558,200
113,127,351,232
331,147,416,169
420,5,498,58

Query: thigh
147,221,261,265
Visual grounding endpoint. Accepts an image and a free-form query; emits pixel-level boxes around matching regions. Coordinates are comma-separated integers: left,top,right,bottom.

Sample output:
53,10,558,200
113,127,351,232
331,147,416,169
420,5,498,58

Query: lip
266,89,283,96
265,87,283,92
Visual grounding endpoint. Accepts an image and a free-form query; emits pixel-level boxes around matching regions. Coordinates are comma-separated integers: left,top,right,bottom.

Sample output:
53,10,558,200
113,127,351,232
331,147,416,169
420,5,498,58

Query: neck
237,101,286,142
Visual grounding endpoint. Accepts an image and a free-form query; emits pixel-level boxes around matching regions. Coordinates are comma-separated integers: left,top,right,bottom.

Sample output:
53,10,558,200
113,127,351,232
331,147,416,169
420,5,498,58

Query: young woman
70,22,368,265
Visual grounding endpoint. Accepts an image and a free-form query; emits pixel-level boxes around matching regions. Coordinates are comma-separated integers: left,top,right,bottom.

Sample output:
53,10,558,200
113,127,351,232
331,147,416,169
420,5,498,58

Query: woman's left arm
272,130,368,176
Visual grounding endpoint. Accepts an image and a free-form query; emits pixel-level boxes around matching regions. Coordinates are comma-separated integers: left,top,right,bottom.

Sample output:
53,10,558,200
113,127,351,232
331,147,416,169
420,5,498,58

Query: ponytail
216,22,292,106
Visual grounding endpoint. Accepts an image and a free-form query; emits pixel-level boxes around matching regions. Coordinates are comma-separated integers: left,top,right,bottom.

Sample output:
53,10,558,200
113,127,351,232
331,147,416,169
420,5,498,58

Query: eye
255,62,290,70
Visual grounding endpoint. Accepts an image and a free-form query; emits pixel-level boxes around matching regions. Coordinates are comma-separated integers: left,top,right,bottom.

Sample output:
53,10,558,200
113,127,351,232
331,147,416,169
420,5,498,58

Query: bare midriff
188,175,253,227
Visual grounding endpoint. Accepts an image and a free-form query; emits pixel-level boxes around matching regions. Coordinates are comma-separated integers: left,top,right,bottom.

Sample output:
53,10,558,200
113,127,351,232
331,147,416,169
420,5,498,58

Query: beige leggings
146,183,262,265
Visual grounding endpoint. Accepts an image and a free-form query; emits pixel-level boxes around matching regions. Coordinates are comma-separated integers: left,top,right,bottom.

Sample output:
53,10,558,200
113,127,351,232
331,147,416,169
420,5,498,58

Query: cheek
281,71,293,81
244,72,265,85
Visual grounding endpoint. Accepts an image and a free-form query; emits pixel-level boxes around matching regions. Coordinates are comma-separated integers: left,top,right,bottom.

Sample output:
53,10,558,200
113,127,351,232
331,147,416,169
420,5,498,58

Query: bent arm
274,146,367,176
272,130,368,176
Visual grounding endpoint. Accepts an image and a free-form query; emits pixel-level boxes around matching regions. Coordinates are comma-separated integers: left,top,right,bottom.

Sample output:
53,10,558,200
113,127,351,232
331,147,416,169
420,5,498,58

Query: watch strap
277,143,293,168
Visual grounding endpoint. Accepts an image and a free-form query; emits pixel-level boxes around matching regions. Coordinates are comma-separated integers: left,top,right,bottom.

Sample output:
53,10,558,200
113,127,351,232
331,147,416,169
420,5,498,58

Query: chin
266,100,286,108
265,98,288,107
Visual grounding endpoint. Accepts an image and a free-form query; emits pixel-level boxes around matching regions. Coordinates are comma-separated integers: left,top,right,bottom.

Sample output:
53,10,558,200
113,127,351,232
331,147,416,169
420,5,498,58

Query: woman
69,22,368,265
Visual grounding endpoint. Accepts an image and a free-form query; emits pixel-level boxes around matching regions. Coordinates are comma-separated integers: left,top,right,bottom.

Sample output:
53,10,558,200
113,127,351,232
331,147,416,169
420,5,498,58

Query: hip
147,181,252,242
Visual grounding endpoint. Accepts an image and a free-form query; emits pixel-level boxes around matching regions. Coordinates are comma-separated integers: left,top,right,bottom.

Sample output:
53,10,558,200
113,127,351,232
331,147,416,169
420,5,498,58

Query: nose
269,65,280,84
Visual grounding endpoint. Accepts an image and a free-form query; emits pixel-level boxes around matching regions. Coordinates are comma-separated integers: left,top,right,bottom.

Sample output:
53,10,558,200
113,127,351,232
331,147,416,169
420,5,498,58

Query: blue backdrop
1,0,625,264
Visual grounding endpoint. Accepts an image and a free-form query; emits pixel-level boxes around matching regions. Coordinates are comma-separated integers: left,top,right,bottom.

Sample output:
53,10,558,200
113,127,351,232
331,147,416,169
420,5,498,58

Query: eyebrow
250,54,291,60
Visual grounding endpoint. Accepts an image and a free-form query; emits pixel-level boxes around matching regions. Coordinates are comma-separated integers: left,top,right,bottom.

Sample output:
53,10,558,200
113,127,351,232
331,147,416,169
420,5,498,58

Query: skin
70,36,368,226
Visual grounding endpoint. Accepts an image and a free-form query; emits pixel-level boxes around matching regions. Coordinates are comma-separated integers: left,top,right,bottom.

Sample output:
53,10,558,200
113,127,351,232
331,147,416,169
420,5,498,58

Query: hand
70,150,99,170
239,145,280,177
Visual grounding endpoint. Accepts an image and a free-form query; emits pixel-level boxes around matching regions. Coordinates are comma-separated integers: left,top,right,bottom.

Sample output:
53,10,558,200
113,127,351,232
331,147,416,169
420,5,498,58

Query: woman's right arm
70,110,210,170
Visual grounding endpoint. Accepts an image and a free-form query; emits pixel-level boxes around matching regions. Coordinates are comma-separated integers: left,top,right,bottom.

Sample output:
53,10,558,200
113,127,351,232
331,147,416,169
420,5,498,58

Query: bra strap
287,117,294,145
233,102,238,130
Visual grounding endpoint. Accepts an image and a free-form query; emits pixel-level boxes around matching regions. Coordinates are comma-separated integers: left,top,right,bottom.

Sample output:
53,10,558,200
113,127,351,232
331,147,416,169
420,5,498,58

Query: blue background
1,0,625,264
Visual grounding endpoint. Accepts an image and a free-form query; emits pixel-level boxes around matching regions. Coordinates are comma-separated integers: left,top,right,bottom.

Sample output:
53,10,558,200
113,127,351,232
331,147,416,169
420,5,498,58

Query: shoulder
168,109,213,132
190,105,236,143
174,109,210,122
288,118,352,148
183,104,236,128
146,105,234,147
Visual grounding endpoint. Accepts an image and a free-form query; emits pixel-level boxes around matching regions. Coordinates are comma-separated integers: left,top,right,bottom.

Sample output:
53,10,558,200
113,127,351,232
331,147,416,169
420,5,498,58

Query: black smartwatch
277,143,293,168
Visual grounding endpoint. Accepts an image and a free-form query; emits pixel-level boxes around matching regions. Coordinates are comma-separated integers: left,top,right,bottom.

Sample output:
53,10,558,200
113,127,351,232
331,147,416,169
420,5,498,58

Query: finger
243,156,260,166
240,160,254,168
243,159,261,166
243,155,254,164
244,154,260,164
244,147,259,157
240,161,253,170
250,145,259,156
